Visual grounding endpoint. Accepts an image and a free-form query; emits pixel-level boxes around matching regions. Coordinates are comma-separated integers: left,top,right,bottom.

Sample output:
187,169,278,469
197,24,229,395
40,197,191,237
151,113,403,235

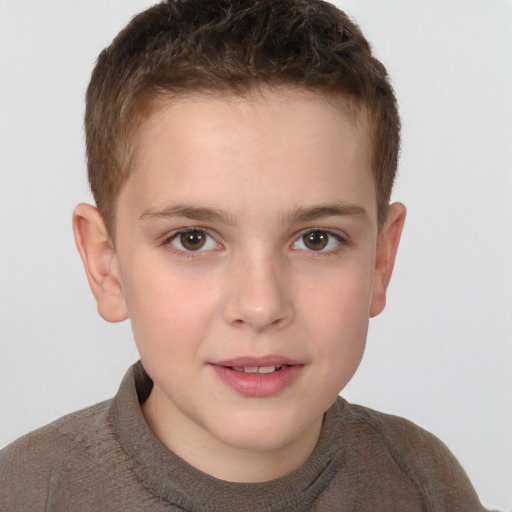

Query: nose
222,254,295,332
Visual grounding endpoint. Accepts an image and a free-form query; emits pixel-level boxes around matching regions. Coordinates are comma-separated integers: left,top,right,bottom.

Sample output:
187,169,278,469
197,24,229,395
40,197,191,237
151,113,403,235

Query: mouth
209,356,303,397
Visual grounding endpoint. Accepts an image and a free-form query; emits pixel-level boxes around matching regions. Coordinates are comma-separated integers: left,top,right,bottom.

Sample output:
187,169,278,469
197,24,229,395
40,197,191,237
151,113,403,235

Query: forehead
119,88,376,225
132,87,370,164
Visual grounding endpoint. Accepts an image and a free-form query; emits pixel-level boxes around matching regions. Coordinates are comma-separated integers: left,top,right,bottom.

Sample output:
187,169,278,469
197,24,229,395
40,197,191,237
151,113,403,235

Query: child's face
90,89,403,477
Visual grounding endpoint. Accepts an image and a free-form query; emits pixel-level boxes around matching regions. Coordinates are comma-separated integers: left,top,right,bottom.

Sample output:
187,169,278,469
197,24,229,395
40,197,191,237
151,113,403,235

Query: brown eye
179,231,207,251
169,229,219,254
303,230,328,251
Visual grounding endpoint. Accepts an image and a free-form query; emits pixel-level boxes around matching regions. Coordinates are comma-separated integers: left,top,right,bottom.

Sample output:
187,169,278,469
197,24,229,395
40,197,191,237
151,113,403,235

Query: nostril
271,317,286,328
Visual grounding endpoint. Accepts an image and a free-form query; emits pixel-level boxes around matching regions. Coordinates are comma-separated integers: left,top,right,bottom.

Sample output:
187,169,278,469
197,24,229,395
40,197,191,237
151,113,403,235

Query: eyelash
162,227,348,258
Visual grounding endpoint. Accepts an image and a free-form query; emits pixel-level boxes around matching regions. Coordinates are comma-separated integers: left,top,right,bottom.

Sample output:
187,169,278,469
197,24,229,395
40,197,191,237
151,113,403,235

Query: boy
0,0,490,510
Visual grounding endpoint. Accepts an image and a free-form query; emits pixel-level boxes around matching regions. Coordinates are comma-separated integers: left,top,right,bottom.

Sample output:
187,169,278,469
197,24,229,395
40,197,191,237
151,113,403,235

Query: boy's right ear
72,203,129,323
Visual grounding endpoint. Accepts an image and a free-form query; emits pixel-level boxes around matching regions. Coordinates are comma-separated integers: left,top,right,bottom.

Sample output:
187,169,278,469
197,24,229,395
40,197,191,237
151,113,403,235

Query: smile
209,358,303,397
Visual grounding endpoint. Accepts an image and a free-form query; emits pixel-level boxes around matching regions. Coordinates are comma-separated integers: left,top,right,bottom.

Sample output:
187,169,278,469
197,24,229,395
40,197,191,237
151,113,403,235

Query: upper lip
210,355,302,367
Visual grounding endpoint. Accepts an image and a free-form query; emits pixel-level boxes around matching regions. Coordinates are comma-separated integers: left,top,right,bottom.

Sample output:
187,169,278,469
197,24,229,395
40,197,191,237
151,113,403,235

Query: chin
212,412,316,453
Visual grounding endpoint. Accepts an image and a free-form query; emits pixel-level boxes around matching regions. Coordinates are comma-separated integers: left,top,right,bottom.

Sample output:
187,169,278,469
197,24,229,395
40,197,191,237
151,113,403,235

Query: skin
73,88,405,483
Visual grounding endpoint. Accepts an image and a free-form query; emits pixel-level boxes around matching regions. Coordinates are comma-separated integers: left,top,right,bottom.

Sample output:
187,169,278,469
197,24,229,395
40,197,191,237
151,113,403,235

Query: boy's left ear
370,202,406,318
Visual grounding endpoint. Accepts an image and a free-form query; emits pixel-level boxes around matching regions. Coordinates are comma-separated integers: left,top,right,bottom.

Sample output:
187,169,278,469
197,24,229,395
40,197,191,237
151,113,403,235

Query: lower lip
210,365,303,398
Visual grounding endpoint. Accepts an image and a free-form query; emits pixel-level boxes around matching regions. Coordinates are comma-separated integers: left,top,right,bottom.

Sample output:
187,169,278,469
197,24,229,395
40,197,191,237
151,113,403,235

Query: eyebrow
285,203,371,225
139,204,236,224
139,202,370,225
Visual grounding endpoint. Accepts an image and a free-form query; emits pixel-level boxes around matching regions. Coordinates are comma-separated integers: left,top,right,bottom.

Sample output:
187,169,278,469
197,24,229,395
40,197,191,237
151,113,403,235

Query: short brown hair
85,0,400,234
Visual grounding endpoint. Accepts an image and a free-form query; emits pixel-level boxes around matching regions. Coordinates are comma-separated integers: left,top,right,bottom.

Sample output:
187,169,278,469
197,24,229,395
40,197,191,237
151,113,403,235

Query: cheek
306,282,369,395
120,259,221,351
302,263,373,355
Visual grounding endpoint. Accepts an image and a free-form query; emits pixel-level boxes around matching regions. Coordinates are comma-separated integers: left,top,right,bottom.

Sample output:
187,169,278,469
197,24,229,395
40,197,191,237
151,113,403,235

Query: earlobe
369,203,406,318
72,203,129,323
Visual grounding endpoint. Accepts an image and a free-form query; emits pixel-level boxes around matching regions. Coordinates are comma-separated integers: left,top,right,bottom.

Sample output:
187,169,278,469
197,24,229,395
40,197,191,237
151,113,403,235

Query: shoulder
0,398,112,465
334,398,486,510
341,399,457,467
0,399,114,509
0,398,112,460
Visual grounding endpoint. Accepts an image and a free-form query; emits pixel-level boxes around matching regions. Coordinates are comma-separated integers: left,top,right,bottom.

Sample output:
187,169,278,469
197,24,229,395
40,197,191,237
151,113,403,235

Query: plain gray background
0,1,510,509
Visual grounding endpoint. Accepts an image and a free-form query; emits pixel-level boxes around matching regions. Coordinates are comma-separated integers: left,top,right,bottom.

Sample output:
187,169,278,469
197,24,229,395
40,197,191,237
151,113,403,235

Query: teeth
231,365,284,374
258,365,277,374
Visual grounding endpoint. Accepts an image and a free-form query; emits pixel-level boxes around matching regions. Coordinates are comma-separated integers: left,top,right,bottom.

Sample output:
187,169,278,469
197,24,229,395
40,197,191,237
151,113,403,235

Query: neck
141,385,323,482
